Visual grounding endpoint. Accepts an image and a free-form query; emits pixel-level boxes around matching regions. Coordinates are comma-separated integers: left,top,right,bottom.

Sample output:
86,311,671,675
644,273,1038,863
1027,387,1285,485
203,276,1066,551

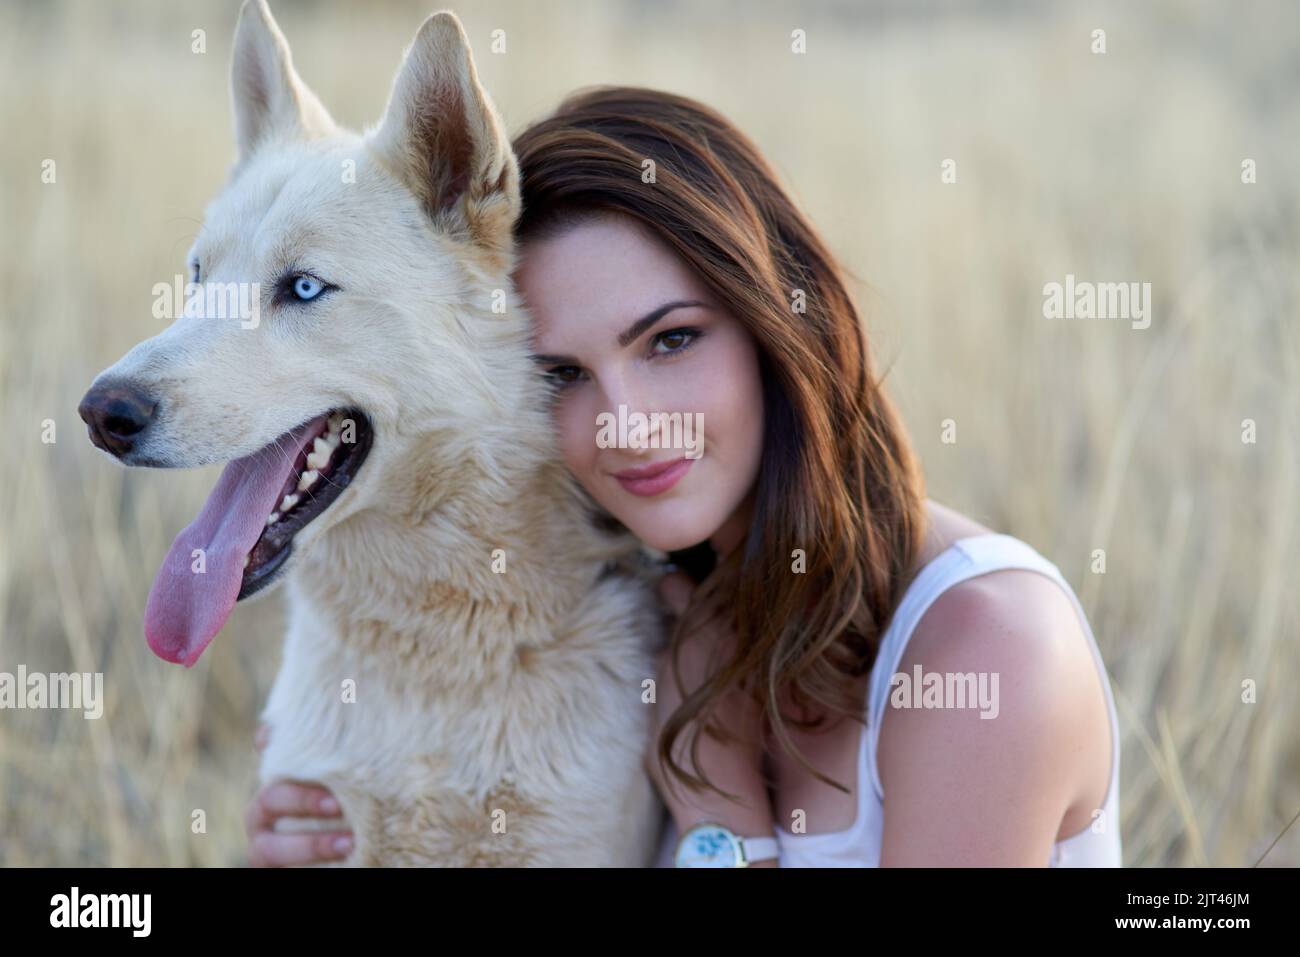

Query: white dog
78,0,665,866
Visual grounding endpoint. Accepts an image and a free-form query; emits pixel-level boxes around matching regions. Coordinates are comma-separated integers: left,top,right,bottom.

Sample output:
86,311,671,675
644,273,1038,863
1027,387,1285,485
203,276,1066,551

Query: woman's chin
620,516,712,555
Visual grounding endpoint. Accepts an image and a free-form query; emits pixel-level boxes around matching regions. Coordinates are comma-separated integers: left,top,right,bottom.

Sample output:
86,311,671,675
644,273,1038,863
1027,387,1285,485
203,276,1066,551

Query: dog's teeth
243,554,250,568
279,493,299,512
323,430,341,449
307,437,333,471
266,512,280,526
297,469,319,492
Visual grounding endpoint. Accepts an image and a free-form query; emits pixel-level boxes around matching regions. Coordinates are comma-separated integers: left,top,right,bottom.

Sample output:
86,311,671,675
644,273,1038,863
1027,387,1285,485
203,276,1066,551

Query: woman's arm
876,572,1093,866
649,573,778,866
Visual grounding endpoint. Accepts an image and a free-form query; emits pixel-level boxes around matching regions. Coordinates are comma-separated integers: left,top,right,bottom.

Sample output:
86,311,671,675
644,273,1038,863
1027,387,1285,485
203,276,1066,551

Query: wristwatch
673,821,780,867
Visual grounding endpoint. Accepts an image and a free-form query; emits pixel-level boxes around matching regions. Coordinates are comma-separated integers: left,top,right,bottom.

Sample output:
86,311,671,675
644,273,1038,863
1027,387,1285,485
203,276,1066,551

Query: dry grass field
1,0,1296,866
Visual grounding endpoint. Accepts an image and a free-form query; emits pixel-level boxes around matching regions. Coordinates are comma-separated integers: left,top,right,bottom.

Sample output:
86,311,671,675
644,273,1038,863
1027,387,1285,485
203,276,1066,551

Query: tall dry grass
1,0,1296,865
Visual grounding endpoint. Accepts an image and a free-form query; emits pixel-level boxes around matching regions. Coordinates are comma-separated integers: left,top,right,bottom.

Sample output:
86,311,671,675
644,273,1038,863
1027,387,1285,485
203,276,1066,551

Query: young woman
245,87,1121,868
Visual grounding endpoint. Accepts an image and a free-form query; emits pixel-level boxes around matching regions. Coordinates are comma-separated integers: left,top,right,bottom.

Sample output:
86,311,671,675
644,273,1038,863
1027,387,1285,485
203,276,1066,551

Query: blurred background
1,0,1297,866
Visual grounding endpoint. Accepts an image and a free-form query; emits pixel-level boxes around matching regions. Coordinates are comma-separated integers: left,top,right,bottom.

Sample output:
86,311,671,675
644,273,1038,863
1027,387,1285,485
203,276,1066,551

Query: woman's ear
369,11,521,260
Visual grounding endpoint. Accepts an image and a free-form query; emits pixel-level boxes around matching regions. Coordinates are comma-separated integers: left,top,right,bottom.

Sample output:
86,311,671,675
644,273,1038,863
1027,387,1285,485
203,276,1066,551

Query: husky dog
78,0,665,866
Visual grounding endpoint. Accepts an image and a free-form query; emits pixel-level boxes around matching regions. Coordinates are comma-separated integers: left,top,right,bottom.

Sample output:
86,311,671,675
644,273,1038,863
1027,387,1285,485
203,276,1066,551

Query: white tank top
653,532,1122,867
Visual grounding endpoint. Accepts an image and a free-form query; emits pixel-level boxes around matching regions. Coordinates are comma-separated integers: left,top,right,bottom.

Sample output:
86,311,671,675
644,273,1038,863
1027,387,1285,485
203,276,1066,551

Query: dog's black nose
78,381,157,457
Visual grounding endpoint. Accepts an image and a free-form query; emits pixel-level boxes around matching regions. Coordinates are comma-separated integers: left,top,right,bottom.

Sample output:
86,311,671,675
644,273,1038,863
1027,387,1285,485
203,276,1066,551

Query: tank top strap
865,532,1088,801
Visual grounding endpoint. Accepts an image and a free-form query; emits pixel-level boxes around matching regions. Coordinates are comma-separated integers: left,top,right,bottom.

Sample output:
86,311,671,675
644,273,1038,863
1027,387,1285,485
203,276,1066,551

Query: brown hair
511,86,928,801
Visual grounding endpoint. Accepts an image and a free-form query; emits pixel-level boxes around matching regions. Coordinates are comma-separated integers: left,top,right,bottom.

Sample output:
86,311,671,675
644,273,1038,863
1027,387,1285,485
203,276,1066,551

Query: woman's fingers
248,830,354,867
245,780,352,867
245,781,342,835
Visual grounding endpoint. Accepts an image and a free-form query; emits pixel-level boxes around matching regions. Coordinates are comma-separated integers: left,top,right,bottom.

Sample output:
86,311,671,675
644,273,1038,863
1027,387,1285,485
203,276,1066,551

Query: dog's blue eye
292,275,325,301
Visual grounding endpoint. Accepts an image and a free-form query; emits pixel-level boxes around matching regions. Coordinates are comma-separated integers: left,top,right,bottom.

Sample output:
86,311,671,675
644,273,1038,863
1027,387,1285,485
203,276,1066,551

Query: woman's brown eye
547,366,582,386
652,327,699,354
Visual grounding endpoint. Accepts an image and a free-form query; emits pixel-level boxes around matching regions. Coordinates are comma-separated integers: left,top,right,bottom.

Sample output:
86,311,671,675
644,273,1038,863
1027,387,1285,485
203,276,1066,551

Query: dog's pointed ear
230,0,335,161
370,11,521,258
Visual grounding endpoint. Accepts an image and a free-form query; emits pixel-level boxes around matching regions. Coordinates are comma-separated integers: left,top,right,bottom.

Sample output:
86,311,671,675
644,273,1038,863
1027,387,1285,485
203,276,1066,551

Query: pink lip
612,457,693,497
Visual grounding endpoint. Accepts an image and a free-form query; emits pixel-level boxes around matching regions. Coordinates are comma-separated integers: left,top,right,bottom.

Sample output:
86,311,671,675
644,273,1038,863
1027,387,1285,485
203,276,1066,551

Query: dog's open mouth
143,408,372,667
239,409,373,601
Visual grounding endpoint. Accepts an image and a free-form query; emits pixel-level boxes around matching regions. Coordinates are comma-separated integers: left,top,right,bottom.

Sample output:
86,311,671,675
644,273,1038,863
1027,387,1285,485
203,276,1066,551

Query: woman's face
515,214,764,554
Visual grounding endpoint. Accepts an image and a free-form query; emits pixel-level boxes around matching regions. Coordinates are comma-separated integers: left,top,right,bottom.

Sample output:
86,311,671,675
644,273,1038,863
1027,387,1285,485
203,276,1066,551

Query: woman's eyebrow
616,299,710,347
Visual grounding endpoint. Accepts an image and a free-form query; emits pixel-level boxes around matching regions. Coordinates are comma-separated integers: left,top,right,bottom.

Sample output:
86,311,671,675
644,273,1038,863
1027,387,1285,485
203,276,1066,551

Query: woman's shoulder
905,501,1094,709
910,500,1084,648
874,564,1100,862
876,505,1109,857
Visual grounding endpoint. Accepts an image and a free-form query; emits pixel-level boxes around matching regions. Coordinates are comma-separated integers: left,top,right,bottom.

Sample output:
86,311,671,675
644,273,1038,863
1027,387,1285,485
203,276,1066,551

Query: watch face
675,824,742,867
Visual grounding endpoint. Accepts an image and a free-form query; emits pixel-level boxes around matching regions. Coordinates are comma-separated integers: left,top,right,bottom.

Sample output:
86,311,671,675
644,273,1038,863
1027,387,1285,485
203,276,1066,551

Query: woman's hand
245,723,355,867
647,572,777,865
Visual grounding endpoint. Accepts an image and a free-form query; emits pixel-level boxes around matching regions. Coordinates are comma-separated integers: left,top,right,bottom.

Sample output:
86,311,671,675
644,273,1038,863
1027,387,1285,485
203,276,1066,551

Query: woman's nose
595,374,663,452
596,369,646,419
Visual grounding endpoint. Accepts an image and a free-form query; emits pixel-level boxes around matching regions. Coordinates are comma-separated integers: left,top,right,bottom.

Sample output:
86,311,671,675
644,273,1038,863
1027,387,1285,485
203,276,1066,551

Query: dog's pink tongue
144,423,318,667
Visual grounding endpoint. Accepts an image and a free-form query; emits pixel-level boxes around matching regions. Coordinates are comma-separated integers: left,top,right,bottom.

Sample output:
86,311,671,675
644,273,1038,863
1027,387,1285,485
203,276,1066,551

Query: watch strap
738,834,779,864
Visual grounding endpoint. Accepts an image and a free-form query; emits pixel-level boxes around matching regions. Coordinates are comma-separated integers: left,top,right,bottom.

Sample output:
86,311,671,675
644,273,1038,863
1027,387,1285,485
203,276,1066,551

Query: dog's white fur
90,0,666,865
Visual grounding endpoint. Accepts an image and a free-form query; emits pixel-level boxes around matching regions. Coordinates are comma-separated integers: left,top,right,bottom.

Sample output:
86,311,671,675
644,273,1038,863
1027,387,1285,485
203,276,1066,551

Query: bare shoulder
885,566,1087,743
875,561,1104,864
913,563,1089,669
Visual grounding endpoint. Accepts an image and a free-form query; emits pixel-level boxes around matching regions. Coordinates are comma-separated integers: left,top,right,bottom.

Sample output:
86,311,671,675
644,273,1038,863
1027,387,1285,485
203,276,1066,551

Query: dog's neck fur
291,299,644,688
